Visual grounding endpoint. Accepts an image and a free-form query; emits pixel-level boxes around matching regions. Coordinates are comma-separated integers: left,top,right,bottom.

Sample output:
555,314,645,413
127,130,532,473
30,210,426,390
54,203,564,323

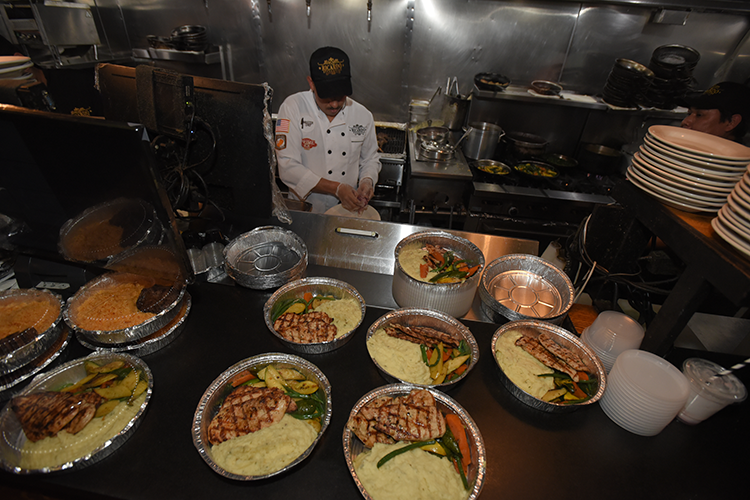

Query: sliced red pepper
420,263,428,278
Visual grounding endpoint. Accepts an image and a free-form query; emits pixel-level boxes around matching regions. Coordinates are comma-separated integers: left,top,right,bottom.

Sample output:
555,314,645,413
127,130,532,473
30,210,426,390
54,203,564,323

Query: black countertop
3,279,749,499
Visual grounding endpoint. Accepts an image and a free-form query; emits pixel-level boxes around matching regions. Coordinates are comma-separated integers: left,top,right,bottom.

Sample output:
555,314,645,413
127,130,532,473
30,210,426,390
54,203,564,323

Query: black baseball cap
309,46,352,99
684,81,750,117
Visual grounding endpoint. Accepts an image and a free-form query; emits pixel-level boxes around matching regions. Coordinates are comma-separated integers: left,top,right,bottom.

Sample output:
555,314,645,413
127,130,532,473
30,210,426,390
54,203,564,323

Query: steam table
612,178,750,355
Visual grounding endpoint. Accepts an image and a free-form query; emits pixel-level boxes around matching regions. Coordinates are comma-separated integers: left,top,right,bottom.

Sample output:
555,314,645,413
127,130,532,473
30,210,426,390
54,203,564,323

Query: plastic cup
581,311,644,372
187,248,208,274
677,358,748,425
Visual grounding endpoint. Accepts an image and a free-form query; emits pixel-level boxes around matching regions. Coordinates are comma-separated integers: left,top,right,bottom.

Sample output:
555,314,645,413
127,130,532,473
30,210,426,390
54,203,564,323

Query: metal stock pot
462,122,505,160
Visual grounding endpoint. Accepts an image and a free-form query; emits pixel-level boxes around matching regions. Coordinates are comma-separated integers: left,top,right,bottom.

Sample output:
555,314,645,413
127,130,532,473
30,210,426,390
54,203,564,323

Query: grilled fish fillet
207,386,297,445
11,391,105,442
384,324,460,349
273,311,337,343
348,389,445,448
515,335,579,381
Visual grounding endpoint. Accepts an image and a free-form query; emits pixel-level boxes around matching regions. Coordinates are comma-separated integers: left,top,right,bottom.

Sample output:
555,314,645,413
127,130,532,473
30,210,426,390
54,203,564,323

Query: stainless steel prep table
2,275,748,499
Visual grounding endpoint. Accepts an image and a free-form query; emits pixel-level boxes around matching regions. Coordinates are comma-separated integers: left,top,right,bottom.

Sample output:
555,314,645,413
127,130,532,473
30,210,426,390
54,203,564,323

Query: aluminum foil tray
478,254,574,325
0,328,70,402
1,290,64,376
76,294,191,357
392,231,485,318
224,226,308,290
490,320,606,413
264,277,366,354
343,384,486,500
64,272,186,345
365,308,479,390
0,352,152,473
192,353,332,480
58,198,161,263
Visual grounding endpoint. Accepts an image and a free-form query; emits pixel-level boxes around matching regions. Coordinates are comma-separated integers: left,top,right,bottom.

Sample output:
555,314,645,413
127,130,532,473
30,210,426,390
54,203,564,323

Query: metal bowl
491,320,606,412
531,80,563,96
64,272,185,345
264,277,366,354
192,353,332,480
343,383,486,499
1,289,64,376
224,226,308,290
392,231,485,318
473,159,511,177
365,308,479,390
0,352,152,473
417,126,450,147
76,293,191,357
478,254,574,325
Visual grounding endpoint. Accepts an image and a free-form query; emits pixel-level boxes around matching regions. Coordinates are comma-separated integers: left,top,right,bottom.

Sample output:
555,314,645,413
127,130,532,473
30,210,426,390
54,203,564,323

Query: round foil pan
392,231,485,318
105,244,185,285
490,320,606,412
478,254,574,325
58,198,161,263
0,328,70,402
263,277,366,354
192,352,332,480
76,293,191,356
343,383,486,500
0,352,152,473
1,290,64,376
224,226,308,290
64,272,185,345
365,308,479,390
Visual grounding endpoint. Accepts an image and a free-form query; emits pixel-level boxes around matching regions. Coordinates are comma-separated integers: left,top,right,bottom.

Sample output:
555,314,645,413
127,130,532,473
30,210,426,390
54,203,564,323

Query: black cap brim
314,76,352,99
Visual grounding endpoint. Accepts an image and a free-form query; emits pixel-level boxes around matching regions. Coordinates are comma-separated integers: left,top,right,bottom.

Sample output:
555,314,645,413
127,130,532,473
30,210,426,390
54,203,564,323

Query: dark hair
719,108,748,140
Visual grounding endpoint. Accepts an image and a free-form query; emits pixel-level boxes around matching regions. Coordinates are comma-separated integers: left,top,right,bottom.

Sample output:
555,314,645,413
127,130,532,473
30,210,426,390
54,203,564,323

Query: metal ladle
426,86,442,127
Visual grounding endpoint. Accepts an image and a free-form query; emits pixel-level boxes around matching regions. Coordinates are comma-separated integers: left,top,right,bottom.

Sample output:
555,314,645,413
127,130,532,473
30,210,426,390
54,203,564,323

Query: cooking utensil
416,126,449,147
504,131,548,158
577,143,623,175
474,72,510,92
513,160,559,181
441,93,470,130
531,80,563,96
462,122,505,160
542,153,578,169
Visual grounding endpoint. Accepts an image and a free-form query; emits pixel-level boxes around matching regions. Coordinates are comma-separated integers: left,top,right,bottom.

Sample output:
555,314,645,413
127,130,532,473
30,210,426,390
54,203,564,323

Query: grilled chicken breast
515,335,579,381
11,391,105,442
273,311,337,343
207,386,298,445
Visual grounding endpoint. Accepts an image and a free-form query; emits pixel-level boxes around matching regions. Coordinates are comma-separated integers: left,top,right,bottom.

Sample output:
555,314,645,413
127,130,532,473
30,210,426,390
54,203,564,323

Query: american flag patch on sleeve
275,119,290,133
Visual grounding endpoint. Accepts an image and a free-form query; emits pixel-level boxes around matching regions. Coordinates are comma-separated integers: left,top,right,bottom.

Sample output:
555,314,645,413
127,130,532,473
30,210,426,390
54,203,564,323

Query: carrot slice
303,292,313,303
577,371,589,381
466,265,480,277
420,264,429,278
230,370,256,387
453,363,468,376
445,414,471,475
571,380,588,399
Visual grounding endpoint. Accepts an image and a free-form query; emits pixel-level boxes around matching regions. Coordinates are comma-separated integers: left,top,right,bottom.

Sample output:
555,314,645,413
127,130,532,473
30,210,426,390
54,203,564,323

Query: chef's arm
311,178,361,211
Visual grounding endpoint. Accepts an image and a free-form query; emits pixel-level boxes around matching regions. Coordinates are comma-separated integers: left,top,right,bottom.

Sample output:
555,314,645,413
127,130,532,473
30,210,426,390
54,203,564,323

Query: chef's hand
335,183,361,212
355,178,374,213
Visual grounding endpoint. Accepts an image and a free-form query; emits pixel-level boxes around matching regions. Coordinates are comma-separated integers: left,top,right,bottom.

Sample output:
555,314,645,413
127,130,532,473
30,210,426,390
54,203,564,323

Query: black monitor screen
96,64,273,228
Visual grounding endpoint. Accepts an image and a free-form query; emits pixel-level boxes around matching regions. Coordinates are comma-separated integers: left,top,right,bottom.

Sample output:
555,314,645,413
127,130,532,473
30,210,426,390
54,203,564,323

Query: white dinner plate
0,55,30,69
0,60,33,78
324,204,381,220
644,135,750,169
627,166,725,207
640,143,745,182
733,182,750,209
712,217,750,258
728,191,750,218
720,204,750,235
648,125,750,162
632,155,734,195
627,174,719,214
717,208,750,240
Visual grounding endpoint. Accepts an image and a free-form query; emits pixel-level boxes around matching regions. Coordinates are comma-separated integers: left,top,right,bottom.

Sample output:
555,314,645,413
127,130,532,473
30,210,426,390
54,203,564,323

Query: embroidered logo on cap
301,138,318,150
318,57,345,76
705,85,722,96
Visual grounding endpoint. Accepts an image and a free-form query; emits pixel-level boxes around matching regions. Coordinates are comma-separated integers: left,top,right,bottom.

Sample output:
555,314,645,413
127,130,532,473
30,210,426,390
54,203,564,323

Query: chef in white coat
275,46,381,214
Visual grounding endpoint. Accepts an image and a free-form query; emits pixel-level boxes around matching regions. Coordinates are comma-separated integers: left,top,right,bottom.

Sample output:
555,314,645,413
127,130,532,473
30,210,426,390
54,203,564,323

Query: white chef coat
275,90,381,214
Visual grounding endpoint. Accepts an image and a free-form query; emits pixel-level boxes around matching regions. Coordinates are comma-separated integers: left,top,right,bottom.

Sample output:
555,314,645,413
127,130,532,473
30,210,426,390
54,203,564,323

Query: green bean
376,440,436,468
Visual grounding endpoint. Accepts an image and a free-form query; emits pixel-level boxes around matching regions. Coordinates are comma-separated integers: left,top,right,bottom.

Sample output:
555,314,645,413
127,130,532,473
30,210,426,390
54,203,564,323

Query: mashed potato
315,297,361,337
354,442,468,500
367,329,432,384
211,414,317,476
19,392,147,469
494,330,554,398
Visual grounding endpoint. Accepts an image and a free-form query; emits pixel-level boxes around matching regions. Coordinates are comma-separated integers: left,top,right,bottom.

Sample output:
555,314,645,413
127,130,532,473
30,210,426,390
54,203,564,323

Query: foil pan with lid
490,320,606,412
192,353,332,480
76,293,191,357
365,308,479,390
224,226,308,290
0,352,152,473
392,231,485,318
1,289,64,376
64,272,186,345
264,277,366,354
343,383,487,499
0,328,70,402
478,254,574,325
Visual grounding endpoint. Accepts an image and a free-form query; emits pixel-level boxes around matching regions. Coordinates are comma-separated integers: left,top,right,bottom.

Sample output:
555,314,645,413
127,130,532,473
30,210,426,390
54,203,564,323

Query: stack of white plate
713,171,750,257
627,125,750,214
0,55,35,81
599,349,690,436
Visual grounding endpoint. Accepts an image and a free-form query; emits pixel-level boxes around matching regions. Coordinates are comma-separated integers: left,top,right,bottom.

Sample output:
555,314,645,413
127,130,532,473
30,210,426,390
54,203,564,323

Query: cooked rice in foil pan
1,289,64,376
0,352,152,473
365,308,479,390
343,383,486,500
0,328,70,402
192,353,332,480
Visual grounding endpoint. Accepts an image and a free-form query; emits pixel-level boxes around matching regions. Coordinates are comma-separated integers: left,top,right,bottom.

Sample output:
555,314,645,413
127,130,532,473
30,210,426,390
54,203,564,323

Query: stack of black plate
602,58,654,108
170,25,208,52
642,45,700,109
